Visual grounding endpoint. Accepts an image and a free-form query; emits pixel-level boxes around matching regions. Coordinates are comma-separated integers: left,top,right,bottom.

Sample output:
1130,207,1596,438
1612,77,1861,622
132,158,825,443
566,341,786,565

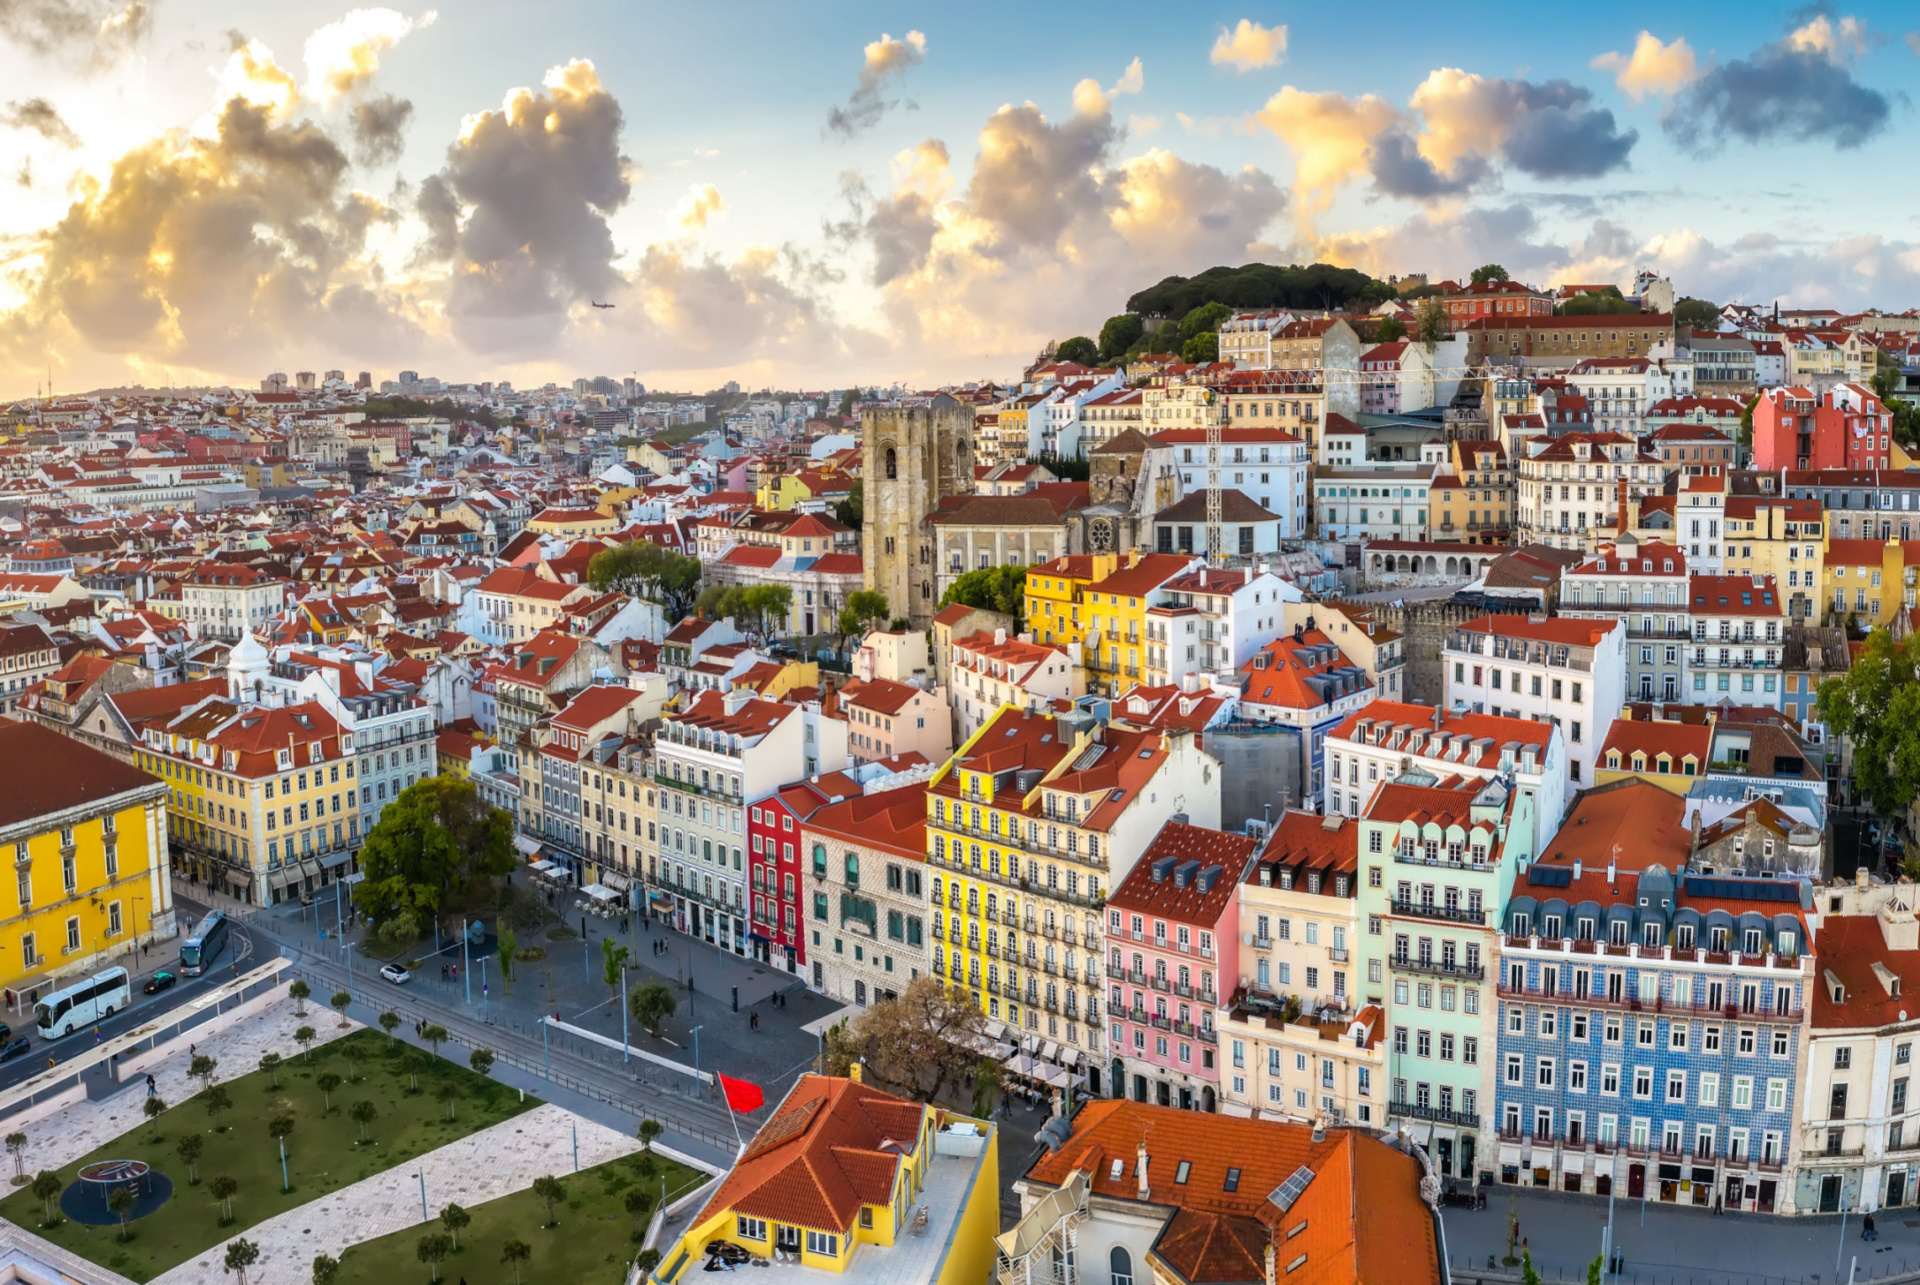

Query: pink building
1359,341,1407,415
1105,822,1254,1112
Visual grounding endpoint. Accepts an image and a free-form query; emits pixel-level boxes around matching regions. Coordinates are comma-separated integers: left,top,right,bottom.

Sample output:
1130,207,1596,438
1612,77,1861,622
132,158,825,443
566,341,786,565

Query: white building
1145,564,1301,687
1311,466,1436,542
1155,427,1312,539
1514,431,1667,553
948,629,1079,742
1560,537,1691,703
1441,614,1627,789
1687,573,1785,709
1564,357,1694,436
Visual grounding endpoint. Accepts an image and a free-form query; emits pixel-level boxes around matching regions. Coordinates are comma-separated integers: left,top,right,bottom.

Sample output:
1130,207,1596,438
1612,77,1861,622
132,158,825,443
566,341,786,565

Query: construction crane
1205,392,1223,565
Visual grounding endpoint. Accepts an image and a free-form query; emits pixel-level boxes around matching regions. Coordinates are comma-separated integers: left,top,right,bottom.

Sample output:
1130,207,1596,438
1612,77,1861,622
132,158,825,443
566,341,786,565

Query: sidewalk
1445,1186,1920,1284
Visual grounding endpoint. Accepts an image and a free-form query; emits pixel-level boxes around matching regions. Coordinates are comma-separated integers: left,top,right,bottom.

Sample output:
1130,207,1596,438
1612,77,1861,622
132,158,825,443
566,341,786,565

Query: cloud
2,98,79,147
1667,16,1889,152
0,0,148,67
1365,129,1487,200
1210,19,1287,72
304,7,436,104
1907,31,1920,56
213,35,301,124
1072,58,1143,118
826,30,926,137
1252,86,1398,216
671,183,726,231
1409,69,1636,181
350,92,413,165
0,96,421,377
1591,31,1699,100
415,59,631,352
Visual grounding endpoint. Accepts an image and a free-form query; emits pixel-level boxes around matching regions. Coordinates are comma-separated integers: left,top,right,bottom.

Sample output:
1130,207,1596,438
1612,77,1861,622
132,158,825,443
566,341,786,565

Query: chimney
1689,809,1702,861
1265,1241,1276,1285
1606,855,1616,884
1572,859,1582,881
849,1061,863,1084
994,628,1008,646
1136,1141,1149,1200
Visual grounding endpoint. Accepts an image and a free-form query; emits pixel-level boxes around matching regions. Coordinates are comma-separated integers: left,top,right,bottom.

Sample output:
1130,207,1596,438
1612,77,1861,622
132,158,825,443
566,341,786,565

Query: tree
416,1233,454,1285
1098,313,1144,362
316,1071,343,1110
692,584,794,643
601,937,630,992
1052,336,1099,366
311,1253,341,1285
204,1085,232,1130
355,776,516,938
4,1132,24,1184
143,1096,167,1134
938,565,1026,623
348,1099,378,1144
637,1118,663,1152
1872,364,1918,446
1585,1253,1603,1285
1414,297,1449,348
1180,331,1219,364
108,1184,135,1240
402,1048,428,1092
1673,295,1719,331
295,1026,317,1060
211,1173,239,1223
469,1048,495,1078
329,991,352,1027
224,1237,259,1285
501,1238,532,1285
1521,1248,1541,1285
441,1201,471,1249
177,1134,204,1185
258,1052,282,1089
1177,301,1233,343
421,1024,449,1061
29,1170,60,1226
531,1174,566,1227
498,926,517,987
1816,629,1920,819
190,1053,219,1093
836,589,892,651
624,1184,654,1233
833,479,863,532
1126,263,1386,319
1469,263,1510,285
436,1079,461,1121
970,1057,1004,1119
629,980,676,1036
378,1009,401,1048
1556,288,1636,316
1372,315,1407,342
835,976,989,1103
587,542,703,619
289,980,311,1017
636,1248,662,1278
341,1038,363,1083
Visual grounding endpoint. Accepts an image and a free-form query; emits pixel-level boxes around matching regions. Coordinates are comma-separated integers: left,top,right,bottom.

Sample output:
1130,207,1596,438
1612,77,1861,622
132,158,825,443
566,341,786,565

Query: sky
0,0,1917,397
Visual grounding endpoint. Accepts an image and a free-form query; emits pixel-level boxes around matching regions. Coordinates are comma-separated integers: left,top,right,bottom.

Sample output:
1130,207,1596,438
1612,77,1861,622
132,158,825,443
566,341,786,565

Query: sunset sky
2,0,1917,396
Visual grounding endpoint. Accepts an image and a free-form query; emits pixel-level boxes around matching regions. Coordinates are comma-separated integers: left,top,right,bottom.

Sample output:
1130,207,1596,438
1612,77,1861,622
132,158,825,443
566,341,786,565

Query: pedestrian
1865,1212,1878,1241
146,1074,156,1096
189,1042,196,1058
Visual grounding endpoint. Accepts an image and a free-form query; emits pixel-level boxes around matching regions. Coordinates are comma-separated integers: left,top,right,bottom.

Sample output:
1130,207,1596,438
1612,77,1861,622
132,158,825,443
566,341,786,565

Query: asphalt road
0,896,258,1093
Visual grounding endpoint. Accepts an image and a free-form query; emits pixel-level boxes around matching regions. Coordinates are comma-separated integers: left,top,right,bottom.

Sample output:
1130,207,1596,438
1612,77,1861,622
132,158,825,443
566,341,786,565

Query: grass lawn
332,1149,707,1285
0,1026,537,1282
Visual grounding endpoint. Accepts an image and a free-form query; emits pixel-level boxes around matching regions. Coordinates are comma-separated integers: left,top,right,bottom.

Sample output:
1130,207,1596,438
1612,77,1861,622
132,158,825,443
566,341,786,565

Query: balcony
1390,953,1485,982
1389,897,1485,926
1327,947,1349,964
1390,1100,1480,1130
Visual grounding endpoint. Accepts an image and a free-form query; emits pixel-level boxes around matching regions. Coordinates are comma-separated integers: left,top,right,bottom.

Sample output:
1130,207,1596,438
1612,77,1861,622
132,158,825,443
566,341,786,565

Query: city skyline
2,1,1918,398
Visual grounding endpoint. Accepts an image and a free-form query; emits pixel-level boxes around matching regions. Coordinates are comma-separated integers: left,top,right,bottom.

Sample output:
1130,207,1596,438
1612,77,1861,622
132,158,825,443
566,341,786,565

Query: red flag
720,1073,764,1114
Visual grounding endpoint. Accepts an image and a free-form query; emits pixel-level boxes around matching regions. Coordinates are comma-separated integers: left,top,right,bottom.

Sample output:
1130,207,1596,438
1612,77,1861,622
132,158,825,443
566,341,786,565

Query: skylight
1223,1167,1241,1192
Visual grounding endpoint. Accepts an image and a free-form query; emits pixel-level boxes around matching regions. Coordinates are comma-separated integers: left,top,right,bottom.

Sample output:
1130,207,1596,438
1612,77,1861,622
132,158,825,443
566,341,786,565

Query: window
805,1230,839,1257
1110,1247,1134,1285
737,1216,766,1241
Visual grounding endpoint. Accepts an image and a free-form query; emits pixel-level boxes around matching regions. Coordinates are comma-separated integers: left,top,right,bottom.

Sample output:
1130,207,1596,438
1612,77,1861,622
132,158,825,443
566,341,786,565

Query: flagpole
719,1074,744,1147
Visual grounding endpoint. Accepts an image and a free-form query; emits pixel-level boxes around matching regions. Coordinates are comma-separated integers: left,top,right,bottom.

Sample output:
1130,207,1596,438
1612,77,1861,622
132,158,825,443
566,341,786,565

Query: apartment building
650,688,849,957
470,566,593,646
1144,564,1298,690
948,629,1078,743
1564,357,1692,436
1460,313,1675,369
1514,432,1665,552
1104,822,1249,1111
802,782,928,1005
1442,614,1626,788
923,707,1221,1095
1722,497,1826,624
1216,310,1293,369
1154,426,1312,536
1560,538,1690,704
522,683,648,890
1494,784,1810,1212
0,621,61,715
1218,372,1326,452
1686,574,1784,709
1282,601,1406,703
0,721,173,996
1754,384,1893,473
837,677,950,766
1647,416,1740,474
1311,465,1436,542
1444,279,1554,324
179,563,287,643
1236,629,1376,809
1361,774,1532,1183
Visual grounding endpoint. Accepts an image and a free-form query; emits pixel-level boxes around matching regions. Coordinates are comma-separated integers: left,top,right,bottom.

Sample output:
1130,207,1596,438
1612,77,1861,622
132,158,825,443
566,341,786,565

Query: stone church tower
862,396,974,629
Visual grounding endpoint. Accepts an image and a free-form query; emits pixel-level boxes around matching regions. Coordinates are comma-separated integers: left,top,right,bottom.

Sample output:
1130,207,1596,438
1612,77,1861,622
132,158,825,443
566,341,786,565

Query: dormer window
1743,928,1763,954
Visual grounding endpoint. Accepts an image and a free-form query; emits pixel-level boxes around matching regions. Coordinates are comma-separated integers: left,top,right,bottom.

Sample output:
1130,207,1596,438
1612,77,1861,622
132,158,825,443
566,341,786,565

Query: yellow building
0,720,174,1002
1440,439,1513,543
1723,496,1828,625
755,473,814,511
1824,537,1906,629
651,1072,998,1285
526,505,620,538
1024,552,1197,695
1024,555,1099,653
1594,714,1713,796
133,695,361,907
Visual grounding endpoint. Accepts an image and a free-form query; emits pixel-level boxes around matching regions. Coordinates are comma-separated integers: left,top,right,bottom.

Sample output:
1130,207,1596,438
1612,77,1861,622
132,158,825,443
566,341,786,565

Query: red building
747,772,870,974
1752,383,1891,472
1442,278,1554,323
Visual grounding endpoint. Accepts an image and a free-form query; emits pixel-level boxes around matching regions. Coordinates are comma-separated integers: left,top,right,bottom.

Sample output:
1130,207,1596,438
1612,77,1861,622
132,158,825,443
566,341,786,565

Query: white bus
35,966,131,1039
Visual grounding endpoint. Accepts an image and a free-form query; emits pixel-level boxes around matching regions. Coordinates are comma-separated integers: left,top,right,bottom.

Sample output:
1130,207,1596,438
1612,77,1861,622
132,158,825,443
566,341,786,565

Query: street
0,901,258,1093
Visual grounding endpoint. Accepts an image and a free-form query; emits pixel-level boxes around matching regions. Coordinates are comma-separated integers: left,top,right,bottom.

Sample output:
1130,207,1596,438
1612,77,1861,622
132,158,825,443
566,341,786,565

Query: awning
602,870,633,892
802,1003,866,1038
319,850,352,871
1040,1041,1060,1062
1407,1122,1434,1146
528,859,559,874
267,865,303,891
514,835,541,857
580,883,620,903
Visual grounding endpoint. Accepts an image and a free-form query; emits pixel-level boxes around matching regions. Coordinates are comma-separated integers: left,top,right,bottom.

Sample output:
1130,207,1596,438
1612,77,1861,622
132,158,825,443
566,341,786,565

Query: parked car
379,962,411,986
143,971,177,995
0,1037,30,1063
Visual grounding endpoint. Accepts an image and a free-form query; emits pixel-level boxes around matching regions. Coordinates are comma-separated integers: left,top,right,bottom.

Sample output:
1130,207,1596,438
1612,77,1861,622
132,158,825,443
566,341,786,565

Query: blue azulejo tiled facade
1492,863,1814,1213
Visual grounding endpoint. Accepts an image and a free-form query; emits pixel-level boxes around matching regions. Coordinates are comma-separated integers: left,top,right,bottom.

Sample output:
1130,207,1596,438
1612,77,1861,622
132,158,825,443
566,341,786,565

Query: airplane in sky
590,300,615,309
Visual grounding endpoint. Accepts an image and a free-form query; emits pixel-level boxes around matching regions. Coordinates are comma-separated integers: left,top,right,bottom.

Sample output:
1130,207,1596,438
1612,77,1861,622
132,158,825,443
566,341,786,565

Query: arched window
845,852,860,888
812,844,827,877
1110,1246,1134,1285
884,448,898,479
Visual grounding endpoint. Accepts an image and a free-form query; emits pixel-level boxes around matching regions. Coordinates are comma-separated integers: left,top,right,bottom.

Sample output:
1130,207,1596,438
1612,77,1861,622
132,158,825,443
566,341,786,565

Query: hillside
1125,263,1398,319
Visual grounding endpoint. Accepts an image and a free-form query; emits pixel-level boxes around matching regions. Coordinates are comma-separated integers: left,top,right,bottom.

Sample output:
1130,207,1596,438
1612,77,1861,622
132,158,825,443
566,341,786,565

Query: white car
379,963,411,985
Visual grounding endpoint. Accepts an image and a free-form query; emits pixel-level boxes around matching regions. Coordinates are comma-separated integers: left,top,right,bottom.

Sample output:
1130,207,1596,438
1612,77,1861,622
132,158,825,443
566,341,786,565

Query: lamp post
690,1025,703,1100
462,919,471,1005
620,962,629,1063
